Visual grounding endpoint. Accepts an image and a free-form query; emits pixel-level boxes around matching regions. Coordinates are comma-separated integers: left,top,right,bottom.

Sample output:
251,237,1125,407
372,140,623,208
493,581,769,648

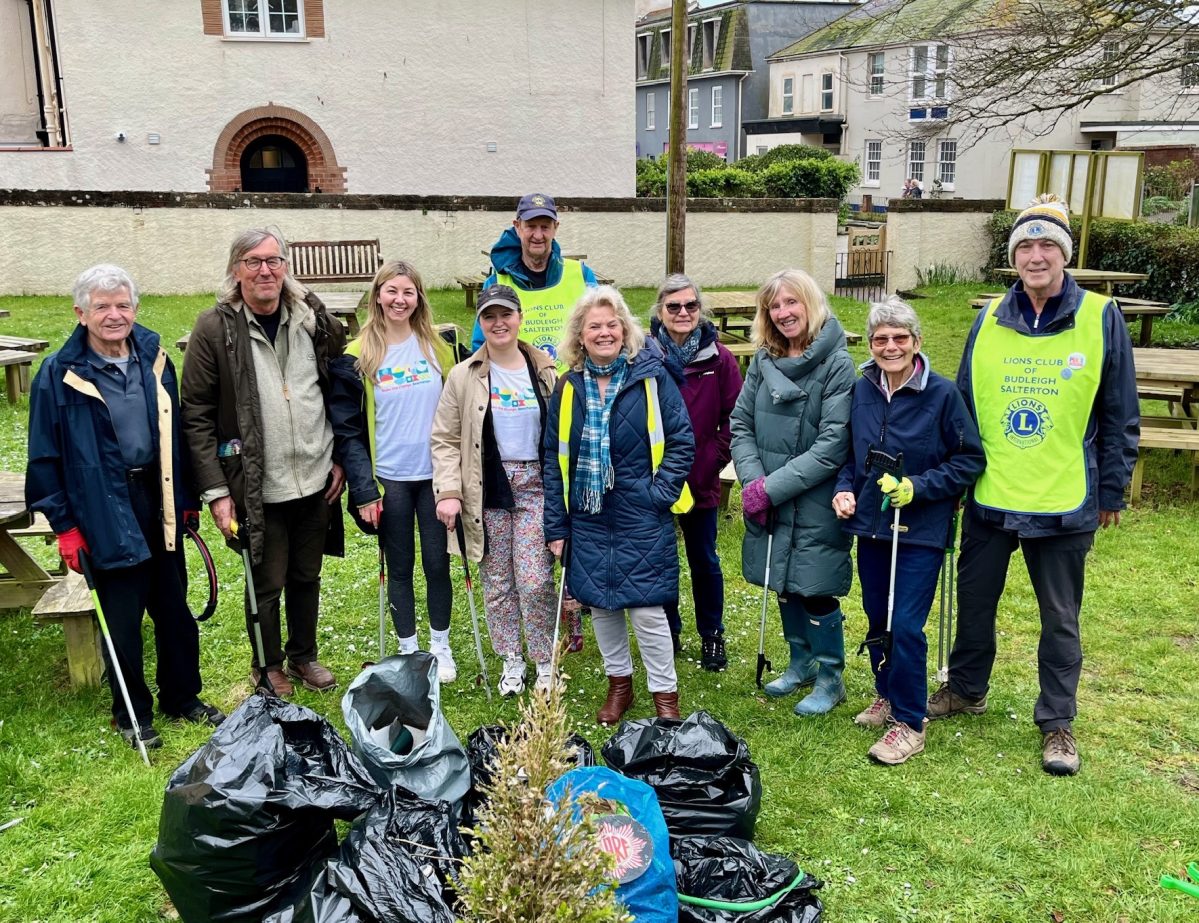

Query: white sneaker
432,646,457,684
499,658,526,697
533,660,556,694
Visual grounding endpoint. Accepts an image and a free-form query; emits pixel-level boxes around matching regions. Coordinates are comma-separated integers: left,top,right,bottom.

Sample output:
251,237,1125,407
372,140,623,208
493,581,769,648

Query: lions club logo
533,334,558,359
531,194,547,207
1003,398,1054,449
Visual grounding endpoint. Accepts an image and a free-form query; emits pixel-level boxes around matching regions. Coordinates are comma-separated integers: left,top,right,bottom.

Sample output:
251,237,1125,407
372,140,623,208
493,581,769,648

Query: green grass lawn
0,283,1197,922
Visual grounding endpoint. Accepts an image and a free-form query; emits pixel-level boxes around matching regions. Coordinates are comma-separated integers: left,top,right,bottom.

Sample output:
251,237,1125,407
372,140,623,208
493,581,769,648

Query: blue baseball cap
516,192,558,221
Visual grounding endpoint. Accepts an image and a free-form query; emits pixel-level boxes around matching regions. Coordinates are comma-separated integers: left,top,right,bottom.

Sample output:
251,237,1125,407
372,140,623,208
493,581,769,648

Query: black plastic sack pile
673,836,823,923
601,710,762,841
264,785,467,923
341,653,470,817
149,694,381,923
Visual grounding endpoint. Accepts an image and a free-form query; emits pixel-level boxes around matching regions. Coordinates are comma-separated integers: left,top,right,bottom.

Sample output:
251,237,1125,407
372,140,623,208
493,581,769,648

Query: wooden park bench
32,570,102,689
289,239,383,285
1129,416,1199,504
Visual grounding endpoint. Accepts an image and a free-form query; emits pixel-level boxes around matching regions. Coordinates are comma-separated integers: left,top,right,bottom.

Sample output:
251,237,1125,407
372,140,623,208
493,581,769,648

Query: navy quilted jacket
542,345,695,610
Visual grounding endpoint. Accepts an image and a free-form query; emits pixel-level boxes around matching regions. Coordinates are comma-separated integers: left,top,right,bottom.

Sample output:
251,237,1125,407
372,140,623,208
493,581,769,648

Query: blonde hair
752,268,830,358
558,285,646,371
355,260,441,380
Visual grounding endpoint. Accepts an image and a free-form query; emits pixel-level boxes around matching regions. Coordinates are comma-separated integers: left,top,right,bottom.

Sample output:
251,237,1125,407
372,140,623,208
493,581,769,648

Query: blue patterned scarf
656,323,703,368
577,354,630,513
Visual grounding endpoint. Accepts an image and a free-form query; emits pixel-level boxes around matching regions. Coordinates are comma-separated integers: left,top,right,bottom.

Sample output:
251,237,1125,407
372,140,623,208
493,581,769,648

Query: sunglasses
663,300,701,315
870,333,913,348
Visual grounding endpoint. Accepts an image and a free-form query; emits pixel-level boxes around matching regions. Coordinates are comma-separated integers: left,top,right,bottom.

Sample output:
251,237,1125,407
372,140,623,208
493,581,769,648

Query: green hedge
635,147,858,200
987,210,1199,309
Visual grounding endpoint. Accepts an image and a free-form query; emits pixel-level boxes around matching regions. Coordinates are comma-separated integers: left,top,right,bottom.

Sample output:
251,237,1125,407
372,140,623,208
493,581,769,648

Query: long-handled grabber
230,520,274,696
377,533,387,662
78,551,150,766
755,509,776,689
858,449,904,667
936,505,960,684
550,536,571,671
454,516,492,701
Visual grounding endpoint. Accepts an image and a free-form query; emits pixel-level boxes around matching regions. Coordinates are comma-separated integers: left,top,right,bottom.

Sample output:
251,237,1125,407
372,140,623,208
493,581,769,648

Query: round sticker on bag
595,813,652,883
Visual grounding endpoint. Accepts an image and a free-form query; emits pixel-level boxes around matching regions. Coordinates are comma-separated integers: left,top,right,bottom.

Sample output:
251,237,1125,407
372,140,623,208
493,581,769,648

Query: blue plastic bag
547,765,678,923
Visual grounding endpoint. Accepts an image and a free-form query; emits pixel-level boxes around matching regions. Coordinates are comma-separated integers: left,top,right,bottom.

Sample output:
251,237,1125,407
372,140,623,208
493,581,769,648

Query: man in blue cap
470,193,598,356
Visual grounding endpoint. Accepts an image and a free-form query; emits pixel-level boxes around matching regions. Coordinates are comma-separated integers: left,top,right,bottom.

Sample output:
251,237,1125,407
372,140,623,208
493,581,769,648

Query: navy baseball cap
516,192,558,221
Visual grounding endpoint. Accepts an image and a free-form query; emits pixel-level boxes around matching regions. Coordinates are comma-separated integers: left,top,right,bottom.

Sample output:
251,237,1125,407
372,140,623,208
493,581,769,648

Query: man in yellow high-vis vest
927,194,1139,777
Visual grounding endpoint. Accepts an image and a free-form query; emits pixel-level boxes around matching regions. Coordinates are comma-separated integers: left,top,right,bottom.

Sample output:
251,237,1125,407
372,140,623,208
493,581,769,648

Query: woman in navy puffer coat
543,286,694,726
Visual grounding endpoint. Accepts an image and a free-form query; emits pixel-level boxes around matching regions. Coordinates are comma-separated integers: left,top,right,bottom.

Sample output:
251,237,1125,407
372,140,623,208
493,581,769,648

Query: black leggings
379,477,452,638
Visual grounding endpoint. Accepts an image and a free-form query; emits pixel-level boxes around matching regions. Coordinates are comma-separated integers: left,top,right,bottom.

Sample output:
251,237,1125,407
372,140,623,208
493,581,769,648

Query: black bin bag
601,711,761,841
674,836,824,923
263,786,467,923
149,695,381,923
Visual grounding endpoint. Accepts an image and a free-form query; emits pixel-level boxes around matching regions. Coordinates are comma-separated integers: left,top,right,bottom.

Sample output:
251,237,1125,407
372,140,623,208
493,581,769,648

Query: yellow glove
877,473,914,508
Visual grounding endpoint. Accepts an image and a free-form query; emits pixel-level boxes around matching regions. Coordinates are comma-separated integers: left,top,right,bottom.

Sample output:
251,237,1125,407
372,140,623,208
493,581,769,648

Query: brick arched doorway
208,105,346,193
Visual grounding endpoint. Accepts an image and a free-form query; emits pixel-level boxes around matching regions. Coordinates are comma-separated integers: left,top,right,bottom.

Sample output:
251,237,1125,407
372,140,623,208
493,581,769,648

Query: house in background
756,0,1199,204
1,0,635,196
634,0,856,162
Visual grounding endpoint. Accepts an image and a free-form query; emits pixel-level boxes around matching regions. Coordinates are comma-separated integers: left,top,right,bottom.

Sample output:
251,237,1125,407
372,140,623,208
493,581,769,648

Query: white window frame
702,17,721,71
223,0,305,40
1183,40,1199,91
687,24,697,62
688,88,700,129
868,52,885,96
782,76,794,115
1100,41,1120,89
646,93,656,131
637,32,652,79
864,139,882,186
820,72,835,112
660,29,671,71
756,145,769,155
910,43,950,101
908,139,925,183
711,85,723,127
937,139,957,189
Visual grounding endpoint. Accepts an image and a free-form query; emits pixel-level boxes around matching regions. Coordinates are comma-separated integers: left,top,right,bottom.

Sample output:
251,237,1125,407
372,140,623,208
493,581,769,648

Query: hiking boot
167,700,226,727
252,666,294,697
286,660,337,692
652,690,681,719
926,682,987,719
868,722,925,765
119,722,163,750
854,697,892,728
1042,727,1080,776
533,661,557,694
597,675,634,725
701,635,728,672
498,658,526,697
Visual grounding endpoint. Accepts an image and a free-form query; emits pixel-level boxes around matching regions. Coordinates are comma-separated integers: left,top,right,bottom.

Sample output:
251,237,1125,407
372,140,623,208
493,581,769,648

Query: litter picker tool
936,504,960,684
78,551,150,766
453,515,492,701
377,533,387,662
857,449,904,668
184,524,218,622
1160,862,1199,902
755,508,776,689
230,519,274,696
550,536,570,670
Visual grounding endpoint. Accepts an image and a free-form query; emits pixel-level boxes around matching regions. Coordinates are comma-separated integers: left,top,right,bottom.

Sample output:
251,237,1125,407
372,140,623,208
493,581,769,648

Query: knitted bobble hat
1008,193,1073,266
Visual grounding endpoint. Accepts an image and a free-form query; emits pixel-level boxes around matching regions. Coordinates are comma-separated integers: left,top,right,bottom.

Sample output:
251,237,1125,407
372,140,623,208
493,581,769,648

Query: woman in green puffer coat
731,268,855,716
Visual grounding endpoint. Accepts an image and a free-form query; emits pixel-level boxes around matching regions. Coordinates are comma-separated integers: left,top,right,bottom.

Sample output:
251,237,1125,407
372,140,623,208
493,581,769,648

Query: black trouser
248,490,329,669
948,508,1094,731
91,471,201,727
379,477,451,639
665,506,725,640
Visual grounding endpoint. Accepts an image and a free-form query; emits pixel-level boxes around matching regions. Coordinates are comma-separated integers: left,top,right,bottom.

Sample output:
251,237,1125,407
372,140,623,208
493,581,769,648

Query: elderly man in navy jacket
26,265,223,750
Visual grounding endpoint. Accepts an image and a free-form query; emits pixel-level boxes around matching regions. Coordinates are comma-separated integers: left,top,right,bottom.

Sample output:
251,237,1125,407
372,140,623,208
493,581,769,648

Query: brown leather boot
596,675,634,725
652,691,680,719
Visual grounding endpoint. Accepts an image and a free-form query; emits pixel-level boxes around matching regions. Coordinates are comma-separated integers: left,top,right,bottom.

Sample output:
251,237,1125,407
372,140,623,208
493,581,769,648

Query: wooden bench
289,239,382,285
1130,417,1199,504
457,273,488,311
0,334,50,394
0,350,38,403
1113,297,1170,347
32,570,102,688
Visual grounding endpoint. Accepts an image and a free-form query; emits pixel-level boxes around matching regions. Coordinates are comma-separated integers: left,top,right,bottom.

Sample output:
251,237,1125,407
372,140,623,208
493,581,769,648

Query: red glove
56,528,89,574
183,510,200,531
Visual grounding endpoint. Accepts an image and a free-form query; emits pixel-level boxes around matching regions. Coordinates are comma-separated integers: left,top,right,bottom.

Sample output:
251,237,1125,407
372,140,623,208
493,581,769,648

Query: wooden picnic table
993,267,1148,296
0,471,58,609
1134,347,1199,417
311,290,365,336
970,294,1170,347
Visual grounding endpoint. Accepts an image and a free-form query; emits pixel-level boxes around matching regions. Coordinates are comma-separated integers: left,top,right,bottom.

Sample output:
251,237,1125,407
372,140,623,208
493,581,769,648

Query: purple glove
741,477,770,527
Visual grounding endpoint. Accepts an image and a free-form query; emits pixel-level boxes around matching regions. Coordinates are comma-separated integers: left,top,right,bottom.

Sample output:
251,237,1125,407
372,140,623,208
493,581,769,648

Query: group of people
26,191,1137,776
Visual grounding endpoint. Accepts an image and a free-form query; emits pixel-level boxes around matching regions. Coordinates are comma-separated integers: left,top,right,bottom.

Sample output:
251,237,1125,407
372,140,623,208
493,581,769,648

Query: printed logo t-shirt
489,362,541,461
374,337,442,480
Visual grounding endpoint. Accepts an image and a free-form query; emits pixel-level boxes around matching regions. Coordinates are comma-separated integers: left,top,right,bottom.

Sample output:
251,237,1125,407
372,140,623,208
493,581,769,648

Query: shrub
738,144,832,173
686,148,727,171
1142,195,1179,216
1143,160,1199,200
687,167,767,198
760,158,860,199
635,157,666,197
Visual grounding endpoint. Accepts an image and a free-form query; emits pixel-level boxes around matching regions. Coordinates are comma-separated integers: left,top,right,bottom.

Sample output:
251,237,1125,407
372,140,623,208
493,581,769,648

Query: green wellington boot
794,610,846,716
763,602,817,697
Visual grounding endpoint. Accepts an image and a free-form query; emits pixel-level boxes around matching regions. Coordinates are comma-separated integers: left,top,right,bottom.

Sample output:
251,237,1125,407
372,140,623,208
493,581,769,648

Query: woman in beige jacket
432,284,559,696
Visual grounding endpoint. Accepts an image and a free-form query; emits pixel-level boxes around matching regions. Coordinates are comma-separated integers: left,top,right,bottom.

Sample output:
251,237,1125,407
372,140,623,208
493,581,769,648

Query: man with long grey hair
181,228,346,695
27,264,223,749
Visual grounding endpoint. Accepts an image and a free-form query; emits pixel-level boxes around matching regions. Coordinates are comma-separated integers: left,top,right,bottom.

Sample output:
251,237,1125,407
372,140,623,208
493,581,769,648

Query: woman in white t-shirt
330,260,458,680
431,284,559,696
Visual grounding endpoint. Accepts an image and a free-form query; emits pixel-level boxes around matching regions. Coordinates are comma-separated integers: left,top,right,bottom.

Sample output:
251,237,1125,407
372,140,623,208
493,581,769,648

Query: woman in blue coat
543,286,695,725
833,296,984,764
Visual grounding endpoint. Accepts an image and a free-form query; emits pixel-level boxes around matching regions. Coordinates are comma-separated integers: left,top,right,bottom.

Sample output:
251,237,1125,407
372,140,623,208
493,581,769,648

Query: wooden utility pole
665,0,687,274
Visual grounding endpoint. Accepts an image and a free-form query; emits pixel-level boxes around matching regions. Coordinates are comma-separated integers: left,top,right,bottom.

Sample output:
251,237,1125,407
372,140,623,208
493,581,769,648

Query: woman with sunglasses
650,274,742,670
833,296,983,764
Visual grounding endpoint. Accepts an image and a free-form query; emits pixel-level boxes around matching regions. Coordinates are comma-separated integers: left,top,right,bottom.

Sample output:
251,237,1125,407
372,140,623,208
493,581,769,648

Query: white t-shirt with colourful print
373,336,442,480
489,362,541,462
